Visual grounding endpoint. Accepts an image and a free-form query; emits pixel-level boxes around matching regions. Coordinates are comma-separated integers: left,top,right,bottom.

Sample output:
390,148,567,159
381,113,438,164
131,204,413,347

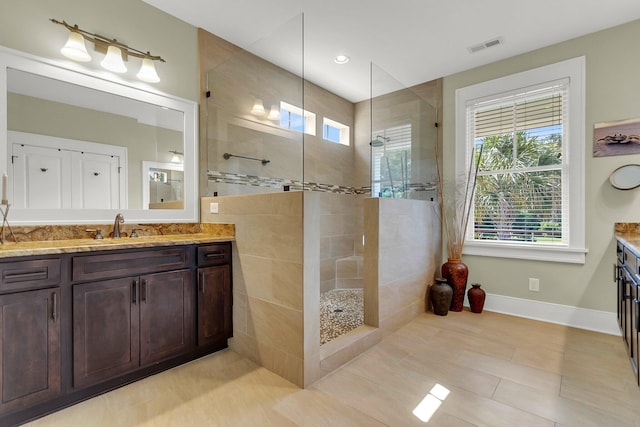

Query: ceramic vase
430,278,453,316
467,283,486,313
441,258,468,312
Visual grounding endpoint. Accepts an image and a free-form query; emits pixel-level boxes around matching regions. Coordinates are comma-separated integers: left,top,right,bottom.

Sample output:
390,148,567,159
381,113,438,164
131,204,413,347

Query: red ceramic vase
467,283,486,313
441,258,468,312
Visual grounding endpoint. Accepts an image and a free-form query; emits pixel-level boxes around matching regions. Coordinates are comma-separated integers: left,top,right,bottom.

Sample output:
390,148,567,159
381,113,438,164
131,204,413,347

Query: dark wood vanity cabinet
197,242,233,347
0,241,232,426
0,257,62,416
72,248,194,389
0,288,61,414
615,239,640,384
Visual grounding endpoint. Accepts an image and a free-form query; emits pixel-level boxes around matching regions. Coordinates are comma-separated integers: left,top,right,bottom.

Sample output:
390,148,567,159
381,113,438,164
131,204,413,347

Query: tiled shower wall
201,192,305,386
202,192,440,388
319,193,364,293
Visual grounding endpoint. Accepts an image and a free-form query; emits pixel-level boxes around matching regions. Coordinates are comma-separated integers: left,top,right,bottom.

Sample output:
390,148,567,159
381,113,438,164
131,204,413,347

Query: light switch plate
209,202,219,214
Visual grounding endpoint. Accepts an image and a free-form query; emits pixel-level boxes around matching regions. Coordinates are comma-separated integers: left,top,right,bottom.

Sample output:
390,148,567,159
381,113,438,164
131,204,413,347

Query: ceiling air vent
468,37,503,53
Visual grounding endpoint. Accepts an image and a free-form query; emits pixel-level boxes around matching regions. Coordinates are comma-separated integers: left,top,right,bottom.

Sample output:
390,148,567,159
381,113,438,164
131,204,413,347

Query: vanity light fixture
334,54,350,64
60,30,91,62
267,104,280,121
100,45,127,73
169,150,183,163
51,18,165,83
251,98,266,116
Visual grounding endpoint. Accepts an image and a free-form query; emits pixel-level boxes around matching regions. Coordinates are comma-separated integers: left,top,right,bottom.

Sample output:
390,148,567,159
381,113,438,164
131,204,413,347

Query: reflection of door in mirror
9,131,126,209
142,161,184,209
7,68,183,211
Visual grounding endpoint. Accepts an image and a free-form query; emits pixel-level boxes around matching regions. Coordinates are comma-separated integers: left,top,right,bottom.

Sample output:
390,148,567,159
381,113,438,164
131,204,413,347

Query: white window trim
322,117,350,145
455,56,587,264
280,101,316,135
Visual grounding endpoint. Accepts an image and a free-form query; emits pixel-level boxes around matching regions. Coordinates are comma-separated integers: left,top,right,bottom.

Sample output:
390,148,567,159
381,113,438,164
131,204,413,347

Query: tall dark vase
430,278,453,316
441,258,468,312
467,283,486,313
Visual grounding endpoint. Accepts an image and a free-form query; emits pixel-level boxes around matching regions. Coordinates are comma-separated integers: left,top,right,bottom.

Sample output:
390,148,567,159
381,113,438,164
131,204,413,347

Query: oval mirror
609,164,640,190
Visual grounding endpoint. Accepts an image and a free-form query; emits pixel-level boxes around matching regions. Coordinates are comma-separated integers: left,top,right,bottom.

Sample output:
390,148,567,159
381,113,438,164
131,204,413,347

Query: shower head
369,135,390,147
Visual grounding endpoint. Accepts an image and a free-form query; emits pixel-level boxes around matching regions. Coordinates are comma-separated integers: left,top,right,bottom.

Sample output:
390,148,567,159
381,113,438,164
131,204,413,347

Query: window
456,57,586,263
322,117,350,145
371,124,411,198
279,101,316,135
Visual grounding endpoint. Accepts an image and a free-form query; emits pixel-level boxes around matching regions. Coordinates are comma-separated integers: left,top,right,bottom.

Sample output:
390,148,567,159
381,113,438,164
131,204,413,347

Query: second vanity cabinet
0,241,232,427
615,239,639,385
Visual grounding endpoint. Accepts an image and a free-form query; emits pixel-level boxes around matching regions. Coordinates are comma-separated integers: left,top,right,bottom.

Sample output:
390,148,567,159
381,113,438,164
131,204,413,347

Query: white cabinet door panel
12,143,71,209
8,131,127,210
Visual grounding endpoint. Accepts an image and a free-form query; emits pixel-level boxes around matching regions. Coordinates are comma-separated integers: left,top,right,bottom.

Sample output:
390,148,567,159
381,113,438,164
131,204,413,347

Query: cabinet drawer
618,241,625,263
0,258,61,293
197,243,231,267
624,247,637,272
72,247,190,282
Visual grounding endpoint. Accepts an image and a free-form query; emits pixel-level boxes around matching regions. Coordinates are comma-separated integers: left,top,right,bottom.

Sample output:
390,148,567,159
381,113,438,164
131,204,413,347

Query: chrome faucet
112,213,124,238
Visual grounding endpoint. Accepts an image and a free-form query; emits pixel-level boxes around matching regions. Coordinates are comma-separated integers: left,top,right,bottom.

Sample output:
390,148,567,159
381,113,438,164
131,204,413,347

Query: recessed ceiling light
334,55,350,64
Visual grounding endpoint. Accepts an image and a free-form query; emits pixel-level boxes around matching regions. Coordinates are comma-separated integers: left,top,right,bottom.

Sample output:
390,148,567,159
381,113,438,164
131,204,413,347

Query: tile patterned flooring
26,310,640,426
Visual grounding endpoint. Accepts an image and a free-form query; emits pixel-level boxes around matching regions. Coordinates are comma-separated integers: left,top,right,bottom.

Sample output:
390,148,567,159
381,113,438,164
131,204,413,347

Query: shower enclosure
199,14,440,387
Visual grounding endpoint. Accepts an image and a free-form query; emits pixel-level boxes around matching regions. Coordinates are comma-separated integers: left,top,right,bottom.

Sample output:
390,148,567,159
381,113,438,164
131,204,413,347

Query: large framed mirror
0,47,198,225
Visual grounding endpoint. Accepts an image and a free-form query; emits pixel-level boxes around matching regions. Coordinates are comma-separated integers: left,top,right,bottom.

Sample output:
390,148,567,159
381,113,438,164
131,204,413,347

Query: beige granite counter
615,222,640,254
0,222,234,258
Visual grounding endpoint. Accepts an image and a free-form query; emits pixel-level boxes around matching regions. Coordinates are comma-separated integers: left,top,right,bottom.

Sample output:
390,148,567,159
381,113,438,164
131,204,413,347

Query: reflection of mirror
142,161,184,209
0,48,198,224
609,164,640,190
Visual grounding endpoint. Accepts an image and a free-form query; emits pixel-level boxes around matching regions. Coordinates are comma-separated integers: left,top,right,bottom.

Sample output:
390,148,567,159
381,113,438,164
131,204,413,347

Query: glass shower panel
204,14,304,196
370,63,438,201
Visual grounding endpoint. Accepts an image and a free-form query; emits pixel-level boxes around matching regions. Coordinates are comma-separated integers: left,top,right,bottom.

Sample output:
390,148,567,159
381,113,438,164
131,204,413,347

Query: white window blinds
468,80,569,246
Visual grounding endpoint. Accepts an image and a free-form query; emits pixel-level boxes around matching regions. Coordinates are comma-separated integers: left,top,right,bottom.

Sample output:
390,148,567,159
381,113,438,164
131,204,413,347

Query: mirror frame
609,164,640,190
0,46,198,225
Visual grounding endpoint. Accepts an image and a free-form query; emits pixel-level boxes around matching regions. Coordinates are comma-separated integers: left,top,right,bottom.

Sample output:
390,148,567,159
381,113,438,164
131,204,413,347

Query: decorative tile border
207,170,435,196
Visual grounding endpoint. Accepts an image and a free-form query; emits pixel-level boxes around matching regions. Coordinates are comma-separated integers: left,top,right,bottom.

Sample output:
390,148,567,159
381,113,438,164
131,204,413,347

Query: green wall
442,19,640,312
1,0,198,101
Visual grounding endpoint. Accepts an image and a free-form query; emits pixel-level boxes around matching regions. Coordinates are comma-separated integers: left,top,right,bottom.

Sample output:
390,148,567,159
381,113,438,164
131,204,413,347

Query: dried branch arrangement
435,143,483,260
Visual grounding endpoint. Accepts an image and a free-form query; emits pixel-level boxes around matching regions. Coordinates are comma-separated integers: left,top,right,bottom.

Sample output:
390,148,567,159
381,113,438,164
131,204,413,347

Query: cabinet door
140,270,193,365
73,278,140,389
617,263,624,331
0,289,60,414
197,265,232,347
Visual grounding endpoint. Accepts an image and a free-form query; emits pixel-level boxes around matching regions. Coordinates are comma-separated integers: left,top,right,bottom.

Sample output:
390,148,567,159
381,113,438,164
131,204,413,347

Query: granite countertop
0,223,234,258
615,223,640,253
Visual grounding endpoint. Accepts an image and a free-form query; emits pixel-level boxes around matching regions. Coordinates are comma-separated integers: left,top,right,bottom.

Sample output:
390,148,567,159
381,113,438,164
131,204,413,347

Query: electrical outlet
529,277,540,292
209,202,219,214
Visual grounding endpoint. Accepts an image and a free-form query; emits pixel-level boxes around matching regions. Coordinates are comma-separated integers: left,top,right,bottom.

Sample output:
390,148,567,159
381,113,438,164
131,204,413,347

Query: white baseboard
473,293,620,336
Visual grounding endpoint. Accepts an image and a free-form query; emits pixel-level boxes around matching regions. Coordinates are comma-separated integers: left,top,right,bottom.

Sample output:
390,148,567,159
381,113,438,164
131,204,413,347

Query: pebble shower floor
319,289,364,345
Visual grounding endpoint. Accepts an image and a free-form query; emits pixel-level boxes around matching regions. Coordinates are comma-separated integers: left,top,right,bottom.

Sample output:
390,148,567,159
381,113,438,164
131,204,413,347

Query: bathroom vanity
614,223,640,386
0,228,233,426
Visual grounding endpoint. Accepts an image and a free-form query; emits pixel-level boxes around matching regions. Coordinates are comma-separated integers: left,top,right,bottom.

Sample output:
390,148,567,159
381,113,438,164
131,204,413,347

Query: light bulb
101,45,127,73
137,58,160,83
267,105,280,121
251,99,266,116
61,31,91,62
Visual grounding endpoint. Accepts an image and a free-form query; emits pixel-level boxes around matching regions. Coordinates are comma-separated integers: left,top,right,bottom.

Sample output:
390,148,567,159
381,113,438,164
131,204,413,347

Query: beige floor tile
273,389,387,426
311,369,429,426
23,311,640,427
493,378,635,426
455,350,562,394
436,383,554,427
560,375,640,422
